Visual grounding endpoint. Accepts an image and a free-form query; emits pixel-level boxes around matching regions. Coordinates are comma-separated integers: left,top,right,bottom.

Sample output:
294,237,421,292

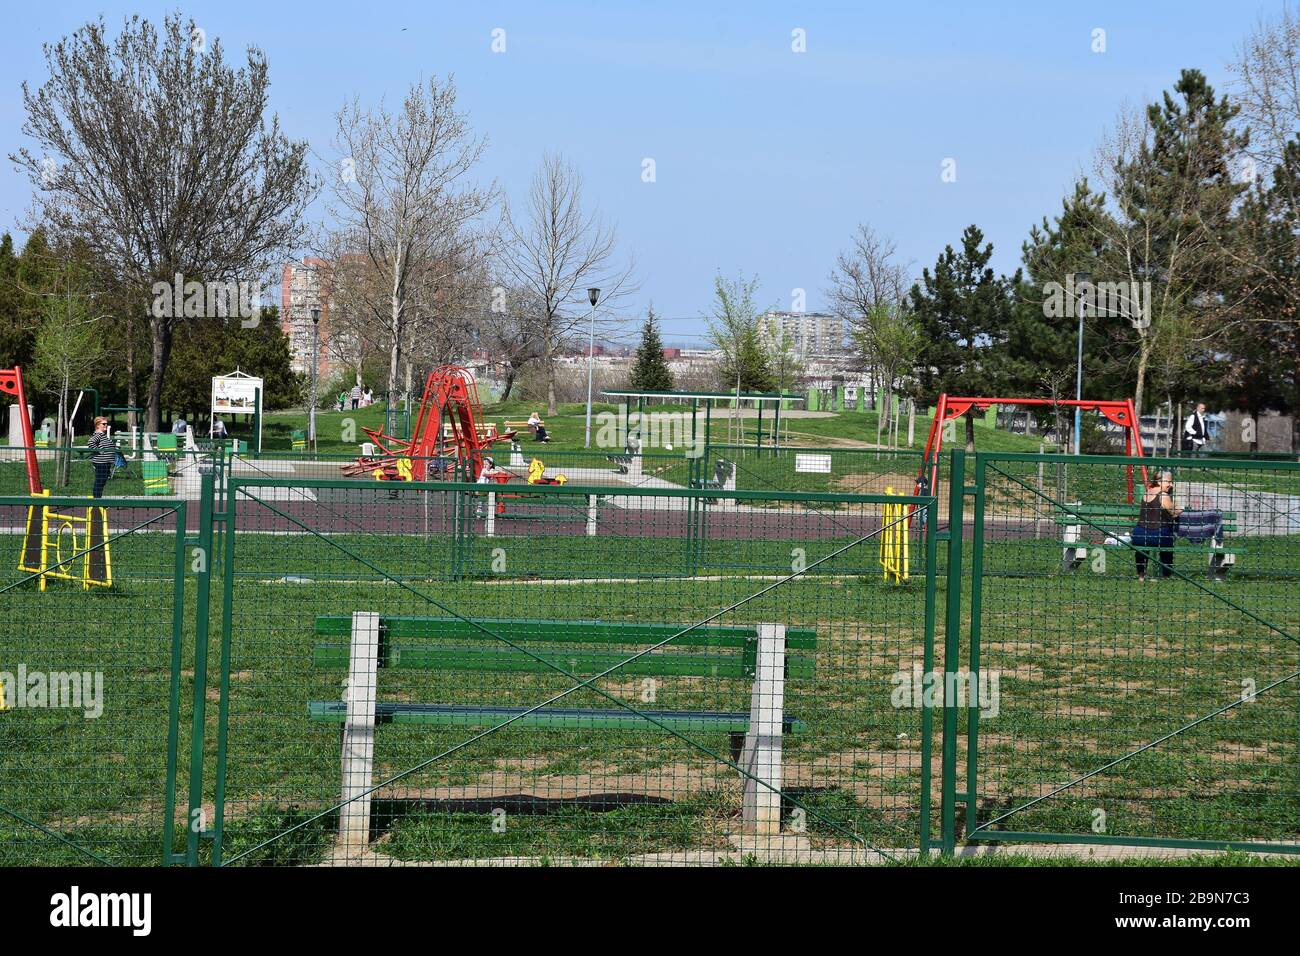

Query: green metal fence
208,477,940,864
0,494,191,865
957,451,1300,852
6,441,1299,864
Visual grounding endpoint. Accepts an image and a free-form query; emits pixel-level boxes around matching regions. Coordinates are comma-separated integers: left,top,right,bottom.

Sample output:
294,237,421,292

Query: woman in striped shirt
87,416,115,498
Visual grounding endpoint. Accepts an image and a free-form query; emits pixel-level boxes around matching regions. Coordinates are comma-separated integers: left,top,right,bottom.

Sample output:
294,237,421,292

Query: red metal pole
0,367,42,494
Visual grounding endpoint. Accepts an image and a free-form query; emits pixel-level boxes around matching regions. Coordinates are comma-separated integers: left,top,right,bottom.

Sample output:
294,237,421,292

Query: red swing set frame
916,394,1148,502
0,366,42,494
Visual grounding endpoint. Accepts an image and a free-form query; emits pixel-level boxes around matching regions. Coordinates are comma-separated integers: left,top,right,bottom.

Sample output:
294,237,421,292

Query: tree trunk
126,319,138,434
965,409,976,452
544,331,558,417
1133,335,1152,419
388,301,402,404
501,368,516,401
145,316,173,432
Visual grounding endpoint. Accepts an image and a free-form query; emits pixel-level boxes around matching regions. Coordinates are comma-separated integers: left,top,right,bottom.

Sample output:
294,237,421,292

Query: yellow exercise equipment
17,491,113,591
879,486,909,584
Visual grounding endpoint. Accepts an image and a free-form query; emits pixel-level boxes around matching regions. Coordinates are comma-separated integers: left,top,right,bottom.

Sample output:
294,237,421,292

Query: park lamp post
583,287,601,449
309,307,320,452
1072,272,1090,455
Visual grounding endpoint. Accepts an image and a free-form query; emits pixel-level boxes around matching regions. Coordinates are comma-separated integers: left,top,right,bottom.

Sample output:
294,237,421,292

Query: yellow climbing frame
17,492,112,591
879,486,909,584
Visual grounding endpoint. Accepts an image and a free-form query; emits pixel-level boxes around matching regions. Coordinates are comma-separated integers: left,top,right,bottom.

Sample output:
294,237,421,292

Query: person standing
87,417,116,499
1131,473,1182,580
1183,402,1208,457
350,383,362,411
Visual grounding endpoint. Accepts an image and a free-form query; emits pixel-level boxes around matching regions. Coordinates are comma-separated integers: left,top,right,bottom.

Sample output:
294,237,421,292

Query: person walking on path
87,416,116,499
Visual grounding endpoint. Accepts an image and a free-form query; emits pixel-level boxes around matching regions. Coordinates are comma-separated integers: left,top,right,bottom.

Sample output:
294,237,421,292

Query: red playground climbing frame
916,394,1147,503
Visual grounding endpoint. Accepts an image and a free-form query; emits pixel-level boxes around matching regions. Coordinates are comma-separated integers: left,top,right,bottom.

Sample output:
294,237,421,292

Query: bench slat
307,701,807,734
313,615,818,649
1059,541,1243,554
312,643,816,679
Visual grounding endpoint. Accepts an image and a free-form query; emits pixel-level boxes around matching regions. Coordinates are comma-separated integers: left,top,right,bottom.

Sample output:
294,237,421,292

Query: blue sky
0,1,1283,341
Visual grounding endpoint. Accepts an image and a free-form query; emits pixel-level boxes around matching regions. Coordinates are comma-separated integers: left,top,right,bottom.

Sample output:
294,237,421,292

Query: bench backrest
312,615,816,680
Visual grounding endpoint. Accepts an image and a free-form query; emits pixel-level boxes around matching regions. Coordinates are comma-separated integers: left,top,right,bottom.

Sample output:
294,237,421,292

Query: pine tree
628,308,674,392
909,224,1019,449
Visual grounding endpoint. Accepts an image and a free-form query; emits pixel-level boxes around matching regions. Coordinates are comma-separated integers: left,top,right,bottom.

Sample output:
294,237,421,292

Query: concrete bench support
338,611,380,848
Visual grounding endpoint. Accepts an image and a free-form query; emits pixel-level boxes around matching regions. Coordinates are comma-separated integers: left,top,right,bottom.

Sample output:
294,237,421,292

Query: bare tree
29,261,106,485
324,76,496,404
501,153,636,415
827,223,916,437
475,280,547,400
706,273,774,444
1228,7,1300,315
13,13,316,430
851,305,922,448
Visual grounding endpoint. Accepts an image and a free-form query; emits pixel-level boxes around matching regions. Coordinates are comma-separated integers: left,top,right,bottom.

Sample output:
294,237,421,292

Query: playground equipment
1,366,41,495
916,394,1147,501
18,497,112,590
1,366,112,589
343,365,517,482
879,487,910,584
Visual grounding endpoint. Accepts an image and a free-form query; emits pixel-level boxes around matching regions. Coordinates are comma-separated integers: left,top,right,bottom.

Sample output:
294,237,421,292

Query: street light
583,287,601,449
1072,272,1090,455
309,307,321,452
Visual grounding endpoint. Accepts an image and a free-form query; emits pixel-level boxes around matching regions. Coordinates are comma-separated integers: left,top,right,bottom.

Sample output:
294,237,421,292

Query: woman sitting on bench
528,412,550,443
1132,474,1182,580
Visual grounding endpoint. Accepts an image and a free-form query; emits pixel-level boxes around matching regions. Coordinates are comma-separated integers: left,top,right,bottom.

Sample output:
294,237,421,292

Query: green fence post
966,453,987,837
919,495,940,855
940,449,966,855
184,470,216,865
162,499,189,865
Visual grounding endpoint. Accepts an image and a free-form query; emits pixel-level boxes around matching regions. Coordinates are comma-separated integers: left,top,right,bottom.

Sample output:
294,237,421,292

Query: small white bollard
1062,501,1085,569
586,495,598,536
741,623,786,835
485,492,496,537
339,611,380,848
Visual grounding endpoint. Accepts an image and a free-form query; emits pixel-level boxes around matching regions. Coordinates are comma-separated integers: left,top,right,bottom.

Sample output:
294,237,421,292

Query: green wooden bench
309,612,816,844
291,429,307,451
1052,503,1240,578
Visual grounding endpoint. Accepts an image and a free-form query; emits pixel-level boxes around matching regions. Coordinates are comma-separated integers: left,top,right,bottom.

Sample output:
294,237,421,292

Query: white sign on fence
795,453,833,474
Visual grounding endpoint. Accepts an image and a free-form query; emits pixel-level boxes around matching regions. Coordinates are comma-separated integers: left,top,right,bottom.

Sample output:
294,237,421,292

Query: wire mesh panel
212,477,938,865
701,445,930,497
0,496,188,865
965,452,1300,850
